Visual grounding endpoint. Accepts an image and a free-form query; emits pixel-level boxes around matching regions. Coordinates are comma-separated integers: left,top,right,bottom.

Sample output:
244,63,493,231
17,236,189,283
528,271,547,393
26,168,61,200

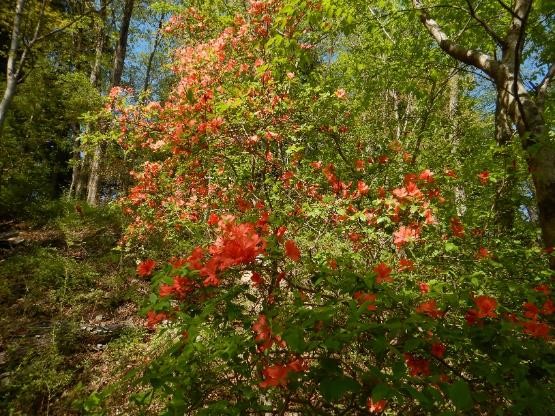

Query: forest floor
0,203,155,415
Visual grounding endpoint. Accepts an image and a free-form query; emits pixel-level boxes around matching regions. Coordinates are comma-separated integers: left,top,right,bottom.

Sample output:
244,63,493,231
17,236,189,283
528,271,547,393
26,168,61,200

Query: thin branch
496,0,521,19
33,0,114,45
369,6,395,44
464,0,506,47
15,0,47,79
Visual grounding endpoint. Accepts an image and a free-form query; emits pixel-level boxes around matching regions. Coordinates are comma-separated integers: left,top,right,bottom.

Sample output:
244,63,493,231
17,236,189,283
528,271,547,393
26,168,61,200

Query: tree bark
412,0,555,266
0,0,26,135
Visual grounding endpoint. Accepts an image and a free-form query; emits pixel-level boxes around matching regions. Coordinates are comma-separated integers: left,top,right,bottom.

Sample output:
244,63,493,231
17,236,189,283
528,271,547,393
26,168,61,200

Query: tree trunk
142,13,165,96
87,0,134,206
89,0,107,89
75,156,88,199
0,0,25,135
73,0,106,201
86,142,104,205
493,94,516,231
111,0,135,87
507,84,555,261
69,124,81,198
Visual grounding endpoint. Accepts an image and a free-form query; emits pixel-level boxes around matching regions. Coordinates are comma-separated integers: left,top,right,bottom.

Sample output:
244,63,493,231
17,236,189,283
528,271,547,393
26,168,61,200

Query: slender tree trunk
75,156,87,199
142,13,165,95
71,1,107,200
86,142,104,205
111,0,134,87
69,125,81,198
0,0,25,135
89,0,107,89
87,0,134,206
493,93,516,231
447,71,466,216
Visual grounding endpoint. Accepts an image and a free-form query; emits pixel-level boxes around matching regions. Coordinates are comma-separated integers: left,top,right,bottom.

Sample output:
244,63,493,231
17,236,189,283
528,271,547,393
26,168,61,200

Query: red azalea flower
169,257,187,269
522,320,550,339
399,258,415,271
284,239,301,262
393,225,420,248
137,259,156,277
477,247,490,259
146,310,167,329
354,291,377,311
431,342,446,358
475,295,497,318
478,170,490,184
259,359,306,389
367,398,387,413
159,284,174,297
373,262,393,283
467,295,498,324
542,299,555,315
275,225,287,241
418,169,434,183
416,299,443,318
253,314,273,352
419,282,430,294
251,271,263,285
523,302,539,319
450,217,465,238
309,161,322,170
465,308,479,325
357,180,370,196
207,213,220,225
259,365,290,388
404,353,431,377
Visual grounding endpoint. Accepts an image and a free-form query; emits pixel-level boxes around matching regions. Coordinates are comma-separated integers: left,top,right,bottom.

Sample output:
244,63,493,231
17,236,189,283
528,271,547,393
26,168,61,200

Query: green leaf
282,326,306,352
319,375,360,401
372,383,391,401
445,242,459,252
448,381,473,411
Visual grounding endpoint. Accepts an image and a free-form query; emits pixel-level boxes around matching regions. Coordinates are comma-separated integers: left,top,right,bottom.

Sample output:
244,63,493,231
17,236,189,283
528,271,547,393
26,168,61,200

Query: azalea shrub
107,0,554,414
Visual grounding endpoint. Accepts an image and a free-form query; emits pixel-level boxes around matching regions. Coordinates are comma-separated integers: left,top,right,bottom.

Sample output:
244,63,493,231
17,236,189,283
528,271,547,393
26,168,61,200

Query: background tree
410,0,555,264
